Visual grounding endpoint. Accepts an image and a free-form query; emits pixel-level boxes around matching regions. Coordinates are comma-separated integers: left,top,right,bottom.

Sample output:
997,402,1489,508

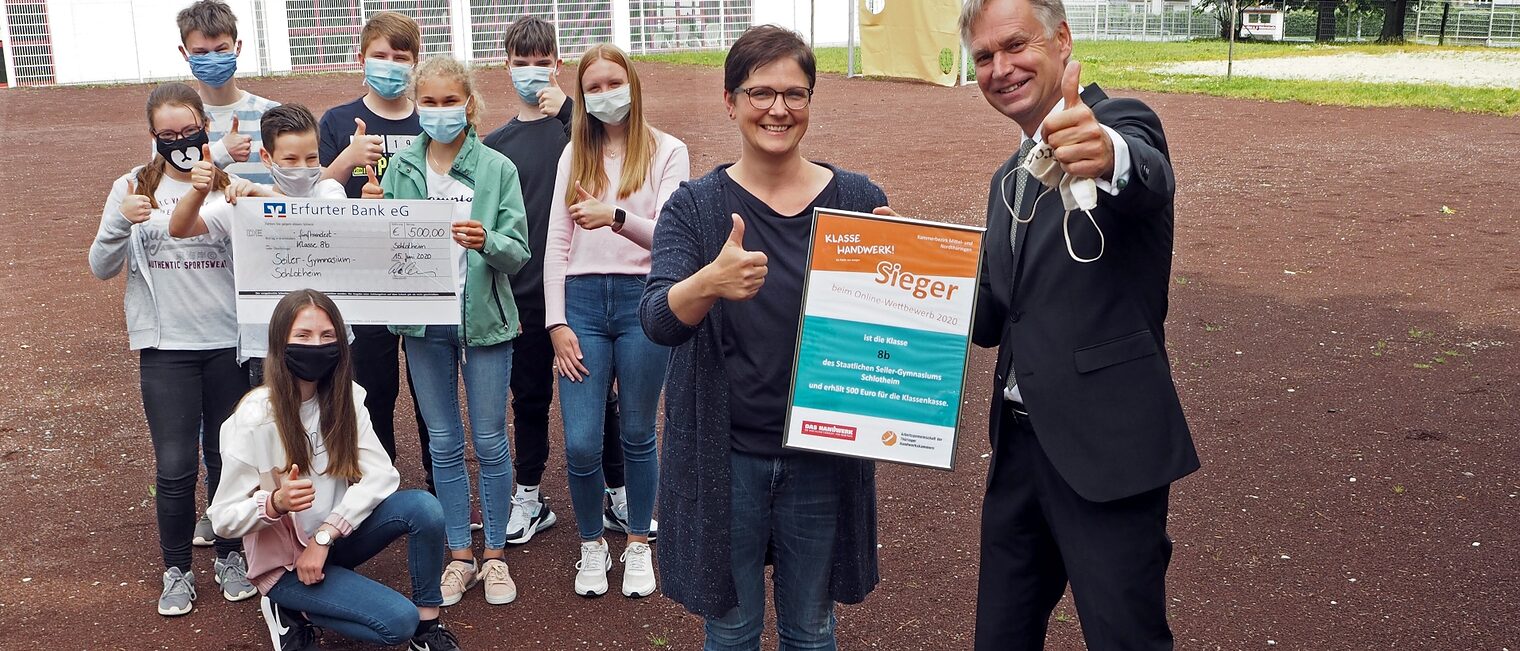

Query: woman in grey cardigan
639,25,893,650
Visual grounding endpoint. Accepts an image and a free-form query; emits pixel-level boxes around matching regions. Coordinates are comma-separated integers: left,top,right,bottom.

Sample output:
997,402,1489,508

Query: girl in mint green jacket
377,55,529,607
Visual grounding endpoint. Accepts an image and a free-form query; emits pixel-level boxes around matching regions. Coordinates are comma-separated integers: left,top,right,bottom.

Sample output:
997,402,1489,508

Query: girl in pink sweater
210,289,463,651
543,44,688,599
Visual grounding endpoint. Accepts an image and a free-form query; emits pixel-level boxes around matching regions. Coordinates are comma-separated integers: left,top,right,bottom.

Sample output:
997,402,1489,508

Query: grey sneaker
215,552,258,601
158,567,197,616
193,514,215,547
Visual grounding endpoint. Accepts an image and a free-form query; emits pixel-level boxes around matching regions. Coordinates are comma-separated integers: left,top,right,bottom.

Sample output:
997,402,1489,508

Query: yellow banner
859,0,964,87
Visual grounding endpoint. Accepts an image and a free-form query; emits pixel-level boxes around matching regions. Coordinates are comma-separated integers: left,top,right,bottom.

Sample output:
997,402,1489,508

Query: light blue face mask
511,66,554,105
585,85,633,125
418,104,469,144
364,59,412,100
188,52,238,88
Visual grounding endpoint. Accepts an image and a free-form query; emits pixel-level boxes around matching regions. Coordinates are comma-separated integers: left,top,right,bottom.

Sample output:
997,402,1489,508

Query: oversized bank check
231,198,463,326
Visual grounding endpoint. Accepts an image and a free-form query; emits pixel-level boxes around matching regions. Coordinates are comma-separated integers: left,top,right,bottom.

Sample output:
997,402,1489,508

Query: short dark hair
723,25,815,93
260,104,318,154
176,0,238,42
502,16,558,59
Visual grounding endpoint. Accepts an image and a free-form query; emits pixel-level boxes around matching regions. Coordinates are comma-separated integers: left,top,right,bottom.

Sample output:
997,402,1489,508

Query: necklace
427,146,455,173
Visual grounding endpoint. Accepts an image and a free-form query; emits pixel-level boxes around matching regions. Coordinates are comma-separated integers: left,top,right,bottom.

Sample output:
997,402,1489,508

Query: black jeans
512,312,625,488
351,325,433,489
140,347,247,570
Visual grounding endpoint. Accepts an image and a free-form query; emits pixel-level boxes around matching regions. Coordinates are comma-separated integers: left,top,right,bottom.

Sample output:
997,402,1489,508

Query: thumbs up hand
700,214,768,301
120,179,154,224
190,144,217,192
272,464,316,515
361,164,383,199
343,117,384,169
1038,60,1113,181
568,181,615,230
537,83,567,118
223,115,252,163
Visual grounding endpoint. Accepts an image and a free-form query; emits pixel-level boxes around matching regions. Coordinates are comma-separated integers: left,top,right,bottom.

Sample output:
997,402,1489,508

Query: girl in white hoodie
210,289,462,651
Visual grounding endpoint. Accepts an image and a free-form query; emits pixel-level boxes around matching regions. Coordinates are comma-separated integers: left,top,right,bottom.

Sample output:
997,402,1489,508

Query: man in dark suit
961,0,1200,649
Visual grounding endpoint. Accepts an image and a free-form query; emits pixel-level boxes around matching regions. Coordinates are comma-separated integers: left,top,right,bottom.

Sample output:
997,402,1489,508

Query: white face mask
1003,142,1104,263
584,85,632,124
270,163,322,197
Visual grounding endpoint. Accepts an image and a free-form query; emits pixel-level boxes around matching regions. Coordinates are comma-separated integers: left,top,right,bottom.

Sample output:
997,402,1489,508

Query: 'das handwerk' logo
263,202,288,218
881,431,898,446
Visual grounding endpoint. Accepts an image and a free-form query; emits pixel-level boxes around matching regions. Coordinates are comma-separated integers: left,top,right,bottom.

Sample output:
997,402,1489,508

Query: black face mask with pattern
155,129,210,173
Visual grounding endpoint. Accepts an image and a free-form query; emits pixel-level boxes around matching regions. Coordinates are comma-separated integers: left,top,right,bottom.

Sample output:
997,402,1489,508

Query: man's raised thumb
354,117,367,137
1062,59,1082,109
727,213,747,247
230,115,240,133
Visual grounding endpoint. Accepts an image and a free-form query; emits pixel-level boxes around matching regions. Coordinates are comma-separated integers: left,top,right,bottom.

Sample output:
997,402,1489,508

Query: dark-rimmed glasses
152,124,205,143
735,86,813,111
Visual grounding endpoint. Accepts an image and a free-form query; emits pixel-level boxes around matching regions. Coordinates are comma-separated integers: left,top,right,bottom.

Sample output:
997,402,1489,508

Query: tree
1379,0,1411,42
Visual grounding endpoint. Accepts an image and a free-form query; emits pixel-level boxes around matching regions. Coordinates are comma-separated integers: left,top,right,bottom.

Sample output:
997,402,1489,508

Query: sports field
0,52,1516,648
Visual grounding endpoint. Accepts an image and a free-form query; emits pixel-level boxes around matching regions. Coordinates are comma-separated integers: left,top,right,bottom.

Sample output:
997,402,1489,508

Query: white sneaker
573,539,612,597
620,541,656,598
505,494,557,545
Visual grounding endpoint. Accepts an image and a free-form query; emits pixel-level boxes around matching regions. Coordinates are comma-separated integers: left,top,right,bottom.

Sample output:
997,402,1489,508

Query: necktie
1004,138,1036,402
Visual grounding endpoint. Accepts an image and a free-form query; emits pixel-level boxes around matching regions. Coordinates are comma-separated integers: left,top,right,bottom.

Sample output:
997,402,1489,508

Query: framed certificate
782,208,985,470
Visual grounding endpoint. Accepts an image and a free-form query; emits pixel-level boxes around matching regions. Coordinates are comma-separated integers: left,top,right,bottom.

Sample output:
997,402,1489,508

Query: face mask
270,163,322,197
511,66,554,106
284,342,341,382
1001,141,1104,263
584,85,632,124
418,105,469,143
188,52,238,88
156,129,211,173
364,58,412,100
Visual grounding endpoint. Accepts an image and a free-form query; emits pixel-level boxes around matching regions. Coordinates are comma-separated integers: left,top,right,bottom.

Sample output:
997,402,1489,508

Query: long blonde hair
567,44,657,204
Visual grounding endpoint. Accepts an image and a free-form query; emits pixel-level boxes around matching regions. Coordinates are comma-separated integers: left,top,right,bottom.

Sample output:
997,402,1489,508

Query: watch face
315,530,331,545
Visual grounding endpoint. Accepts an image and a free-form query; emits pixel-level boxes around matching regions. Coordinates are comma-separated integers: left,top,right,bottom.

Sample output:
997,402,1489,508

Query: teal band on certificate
793,315,966,428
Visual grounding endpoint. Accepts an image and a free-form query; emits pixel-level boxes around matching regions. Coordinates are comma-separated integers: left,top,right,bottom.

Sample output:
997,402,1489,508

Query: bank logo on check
263,202,288,218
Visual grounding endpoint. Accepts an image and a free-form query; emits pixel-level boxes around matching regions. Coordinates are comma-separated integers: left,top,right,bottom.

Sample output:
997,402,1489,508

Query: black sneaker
260,595,318,651
602,493,658,543
410,620,462,651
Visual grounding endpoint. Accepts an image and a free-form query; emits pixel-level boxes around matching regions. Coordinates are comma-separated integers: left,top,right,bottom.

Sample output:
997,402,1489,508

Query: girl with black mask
209,289,463,651
88,81,259,616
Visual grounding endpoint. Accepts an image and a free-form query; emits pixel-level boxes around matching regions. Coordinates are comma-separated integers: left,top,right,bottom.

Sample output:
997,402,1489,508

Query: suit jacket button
1010,310,1022,323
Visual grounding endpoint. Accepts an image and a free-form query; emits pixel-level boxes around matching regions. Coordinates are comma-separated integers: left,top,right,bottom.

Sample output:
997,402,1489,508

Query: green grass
636,40,1520,116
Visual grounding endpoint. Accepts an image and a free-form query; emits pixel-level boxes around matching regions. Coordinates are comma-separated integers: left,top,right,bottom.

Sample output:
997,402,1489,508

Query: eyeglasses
152,124,205,143
736,86,813,111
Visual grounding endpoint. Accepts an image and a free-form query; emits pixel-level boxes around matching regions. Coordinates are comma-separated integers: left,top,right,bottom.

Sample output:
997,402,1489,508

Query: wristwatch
313,528,334,547
612,207,627,232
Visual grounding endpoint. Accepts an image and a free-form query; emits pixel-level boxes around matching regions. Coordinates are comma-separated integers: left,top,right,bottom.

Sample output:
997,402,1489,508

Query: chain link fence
0,0,754,87
1066,2,1221,41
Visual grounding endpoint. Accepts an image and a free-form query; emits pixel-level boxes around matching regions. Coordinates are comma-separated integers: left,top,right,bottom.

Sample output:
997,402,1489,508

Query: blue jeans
704,451,842,651
405,325,513,550
558,275,667,540
266,490,445,646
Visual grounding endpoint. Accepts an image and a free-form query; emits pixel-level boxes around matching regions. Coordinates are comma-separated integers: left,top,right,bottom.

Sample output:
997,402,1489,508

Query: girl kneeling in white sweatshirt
210,289,463,651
